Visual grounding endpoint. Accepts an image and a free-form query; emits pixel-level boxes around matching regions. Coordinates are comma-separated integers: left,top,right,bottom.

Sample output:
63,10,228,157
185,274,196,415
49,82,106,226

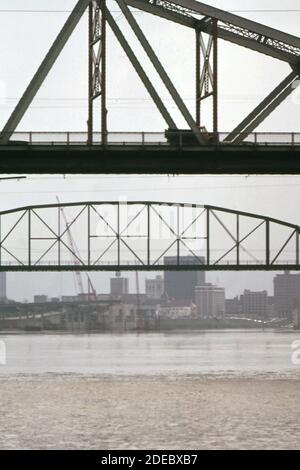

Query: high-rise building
195,284,225,318
225,296,242,316
110,277,129,295
145,275,164,299
274,271,300,319
240,289,268,319
164,256,205,301
0,272,6,300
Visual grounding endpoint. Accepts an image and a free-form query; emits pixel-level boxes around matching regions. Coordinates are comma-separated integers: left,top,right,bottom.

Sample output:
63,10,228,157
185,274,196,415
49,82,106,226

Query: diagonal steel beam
224,70,300,143
106,9,176,129
160,0,300,50
115,0,206,144
123,1,300,65
0,0,91,144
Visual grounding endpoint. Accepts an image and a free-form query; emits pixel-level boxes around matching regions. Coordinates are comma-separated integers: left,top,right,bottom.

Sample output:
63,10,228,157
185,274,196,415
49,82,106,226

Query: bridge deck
0,264,299,272
1,144,300,174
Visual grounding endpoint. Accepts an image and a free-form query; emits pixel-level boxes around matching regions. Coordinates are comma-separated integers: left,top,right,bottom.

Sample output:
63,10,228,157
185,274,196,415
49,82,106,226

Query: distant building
110,303,137,330
195,284,225,318
61,295,78,303
158,300,197,320
110,277,129,295
267,296,275,318
0,272,6,300
225,296,242,316
274,271,300,319
240,289,268,319
34,295,48,304
145,275,164,299
164,256,205,301
293,302,300,329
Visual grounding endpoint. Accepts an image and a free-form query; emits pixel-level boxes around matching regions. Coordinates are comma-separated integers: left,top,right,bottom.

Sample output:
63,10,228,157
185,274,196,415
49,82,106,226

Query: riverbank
0,374,299,450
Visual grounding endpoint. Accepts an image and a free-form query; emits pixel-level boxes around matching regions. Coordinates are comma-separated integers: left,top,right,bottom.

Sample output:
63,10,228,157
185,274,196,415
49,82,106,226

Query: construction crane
56,196,97,301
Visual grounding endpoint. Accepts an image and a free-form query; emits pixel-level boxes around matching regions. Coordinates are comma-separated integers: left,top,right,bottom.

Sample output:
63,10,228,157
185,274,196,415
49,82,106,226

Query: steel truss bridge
1,201,300,272
1,0,300,174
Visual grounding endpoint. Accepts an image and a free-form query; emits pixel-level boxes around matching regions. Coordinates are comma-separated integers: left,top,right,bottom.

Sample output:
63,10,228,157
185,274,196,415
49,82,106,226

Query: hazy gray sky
1,0,300,301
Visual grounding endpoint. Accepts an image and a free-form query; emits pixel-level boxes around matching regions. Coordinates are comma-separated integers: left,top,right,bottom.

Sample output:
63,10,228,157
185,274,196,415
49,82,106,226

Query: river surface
0,330,300,450
0,329,300,376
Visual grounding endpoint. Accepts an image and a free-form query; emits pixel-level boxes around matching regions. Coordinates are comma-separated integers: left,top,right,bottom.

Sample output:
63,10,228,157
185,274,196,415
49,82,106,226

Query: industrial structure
1,0,300,173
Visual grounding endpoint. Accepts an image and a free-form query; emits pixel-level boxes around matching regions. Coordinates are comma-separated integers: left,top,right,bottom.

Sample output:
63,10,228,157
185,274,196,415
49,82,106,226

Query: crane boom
56,197,97,300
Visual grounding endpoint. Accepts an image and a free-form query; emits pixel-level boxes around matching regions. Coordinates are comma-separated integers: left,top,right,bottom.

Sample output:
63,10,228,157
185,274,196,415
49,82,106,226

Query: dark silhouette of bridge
0,201,299,272
1,0,300,174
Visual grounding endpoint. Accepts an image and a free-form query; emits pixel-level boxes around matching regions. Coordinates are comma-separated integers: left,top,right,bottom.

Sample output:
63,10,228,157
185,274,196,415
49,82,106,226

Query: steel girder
115,0,205,144
195,20,218,134
124,0,300,65
224,71,300,144
0,0,91,145
122,0,300,140
106,10,176,129
1,0,300,145
0,201,299,271
88,0,107,144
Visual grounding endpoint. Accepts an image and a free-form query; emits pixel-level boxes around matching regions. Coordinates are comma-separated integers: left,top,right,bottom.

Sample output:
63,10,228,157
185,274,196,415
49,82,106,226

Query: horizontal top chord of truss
0,201,300,272
124,0,300,65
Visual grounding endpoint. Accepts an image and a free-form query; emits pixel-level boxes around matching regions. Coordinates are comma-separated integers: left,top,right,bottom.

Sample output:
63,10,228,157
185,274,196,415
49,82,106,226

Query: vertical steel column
28,209,31,267
177,205,180,265
196,29,201,127
213,19,218,140
101,1,107,144
58,206,61,266
88,0,107,145
88,4,93,144
236,214,240,266
117,203,120,267
147,204,150,266
296,230,299,266
195,21,218,138
206,208,210,266
266,220,270,266
88,205,91,266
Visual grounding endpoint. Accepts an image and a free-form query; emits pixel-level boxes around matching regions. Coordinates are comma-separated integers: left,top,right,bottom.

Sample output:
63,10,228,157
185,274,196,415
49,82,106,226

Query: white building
145,275,164,299
158,301,197,319
195,284,225,318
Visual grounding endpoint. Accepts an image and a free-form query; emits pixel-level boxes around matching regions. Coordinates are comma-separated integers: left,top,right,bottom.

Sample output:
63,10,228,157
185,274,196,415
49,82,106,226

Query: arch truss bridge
0,201,299,272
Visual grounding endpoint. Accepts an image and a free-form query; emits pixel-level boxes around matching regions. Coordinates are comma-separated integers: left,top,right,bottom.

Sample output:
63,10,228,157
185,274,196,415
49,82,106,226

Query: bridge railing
0,259,298,269
3,131,300,147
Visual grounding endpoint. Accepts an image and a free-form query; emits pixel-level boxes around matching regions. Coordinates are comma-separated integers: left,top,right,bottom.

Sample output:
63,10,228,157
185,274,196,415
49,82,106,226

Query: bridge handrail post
254,132,258,146
179,131,182,150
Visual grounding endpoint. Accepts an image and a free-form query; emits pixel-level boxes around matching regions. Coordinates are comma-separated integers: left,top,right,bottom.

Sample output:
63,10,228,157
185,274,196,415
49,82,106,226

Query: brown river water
0,330,300,450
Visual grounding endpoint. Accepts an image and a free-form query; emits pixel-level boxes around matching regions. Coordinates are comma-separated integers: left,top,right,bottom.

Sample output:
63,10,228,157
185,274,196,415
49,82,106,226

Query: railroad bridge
0,201,299,272
1,0,300,174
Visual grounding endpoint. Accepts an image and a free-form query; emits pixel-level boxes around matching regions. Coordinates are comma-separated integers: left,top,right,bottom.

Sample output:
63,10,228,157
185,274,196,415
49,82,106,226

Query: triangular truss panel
1,0,299,145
